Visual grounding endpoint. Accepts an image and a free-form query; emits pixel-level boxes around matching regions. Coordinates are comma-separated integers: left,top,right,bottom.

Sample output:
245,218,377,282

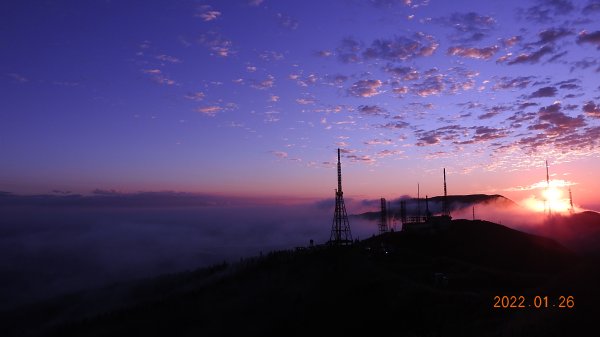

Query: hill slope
2,220,597,337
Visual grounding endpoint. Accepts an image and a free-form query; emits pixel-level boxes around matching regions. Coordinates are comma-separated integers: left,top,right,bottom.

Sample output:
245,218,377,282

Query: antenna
379,198,388,235
546,160,551,216
546,160,550,187
388,200,394,231
442,168,450,217
337,148,343,194
569,187,574,214
329,148,352,245
417,183,421,221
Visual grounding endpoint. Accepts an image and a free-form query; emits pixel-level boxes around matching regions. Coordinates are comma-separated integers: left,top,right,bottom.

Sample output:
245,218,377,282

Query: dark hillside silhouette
2,219,597,337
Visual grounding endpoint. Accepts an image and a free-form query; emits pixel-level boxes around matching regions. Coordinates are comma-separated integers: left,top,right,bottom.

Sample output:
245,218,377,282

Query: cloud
478,105,510,119
392,86,409,94
582,1,600,15
523,103,587,146
506,110,538,128
194,5,222,22
436,12,496,42
535,28,572,45
315,50,332,57
324,74,349,87
276,13,299,30
271,151,288,159
141,69,176,85
492,76,534,90
363,33,438,61
505,179,576,191
196,10,221,22
264,111,280,123
457,126,509,144
404,67,477,98
296,98,315,105
383,65,419,80
576,30,600,49
184,92,205,101
378,121,410,129
521,0,574,23
348,79,383,97
415,125,468,146
368,0,429,8
555,78,581,90
447,45,499,59
258,50,285,61
1,192,380,310
570,57,600,72
338,33,437,64
250,75,275,90
501,36,522,47
583,101,600,117
364,138,393,145
413,73,444,97
196,106,222,116
198,31,234,57
336,37,363,63
507,45,554,65
7,73,28,83
417,134,440,146
375,149,404,158
142,69,161,74
528,86,558,98
292,73,319,87
345,154,376,164
248,0,264,6
357,105,388,116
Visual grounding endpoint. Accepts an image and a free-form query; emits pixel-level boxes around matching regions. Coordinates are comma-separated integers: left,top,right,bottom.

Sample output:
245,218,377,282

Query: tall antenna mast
379,198,388,235
546,160,551,216
338,148,343,193
417,183,421,221
442,168,450,217
569,187,574,214
388,200,394,231
546,160,550,187
329,148,352,245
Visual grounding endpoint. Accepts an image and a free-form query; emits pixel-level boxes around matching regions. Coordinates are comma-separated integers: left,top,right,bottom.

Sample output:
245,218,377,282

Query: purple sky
2,0,600,208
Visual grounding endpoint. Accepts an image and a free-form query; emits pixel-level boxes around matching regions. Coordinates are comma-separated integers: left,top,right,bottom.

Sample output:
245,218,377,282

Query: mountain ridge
2,218,595,337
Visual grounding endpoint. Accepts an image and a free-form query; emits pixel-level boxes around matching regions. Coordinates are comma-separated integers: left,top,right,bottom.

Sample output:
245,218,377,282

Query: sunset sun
542,187,570,213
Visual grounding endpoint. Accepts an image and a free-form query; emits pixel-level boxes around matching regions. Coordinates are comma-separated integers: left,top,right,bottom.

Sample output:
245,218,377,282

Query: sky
2,0,600,210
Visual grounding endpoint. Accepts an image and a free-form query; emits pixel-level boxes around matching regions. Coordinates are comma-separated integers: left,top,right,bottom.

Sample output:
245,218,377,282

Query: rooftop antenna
329,148,352,245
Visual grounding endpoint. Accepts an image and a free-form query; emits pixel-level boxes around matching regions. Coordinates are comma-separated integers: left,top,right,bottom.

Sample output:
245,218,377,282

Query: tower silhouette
546,160,551,216
378,198,388,235
569,187,574,214
442,168,450,217
329,148,353,245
